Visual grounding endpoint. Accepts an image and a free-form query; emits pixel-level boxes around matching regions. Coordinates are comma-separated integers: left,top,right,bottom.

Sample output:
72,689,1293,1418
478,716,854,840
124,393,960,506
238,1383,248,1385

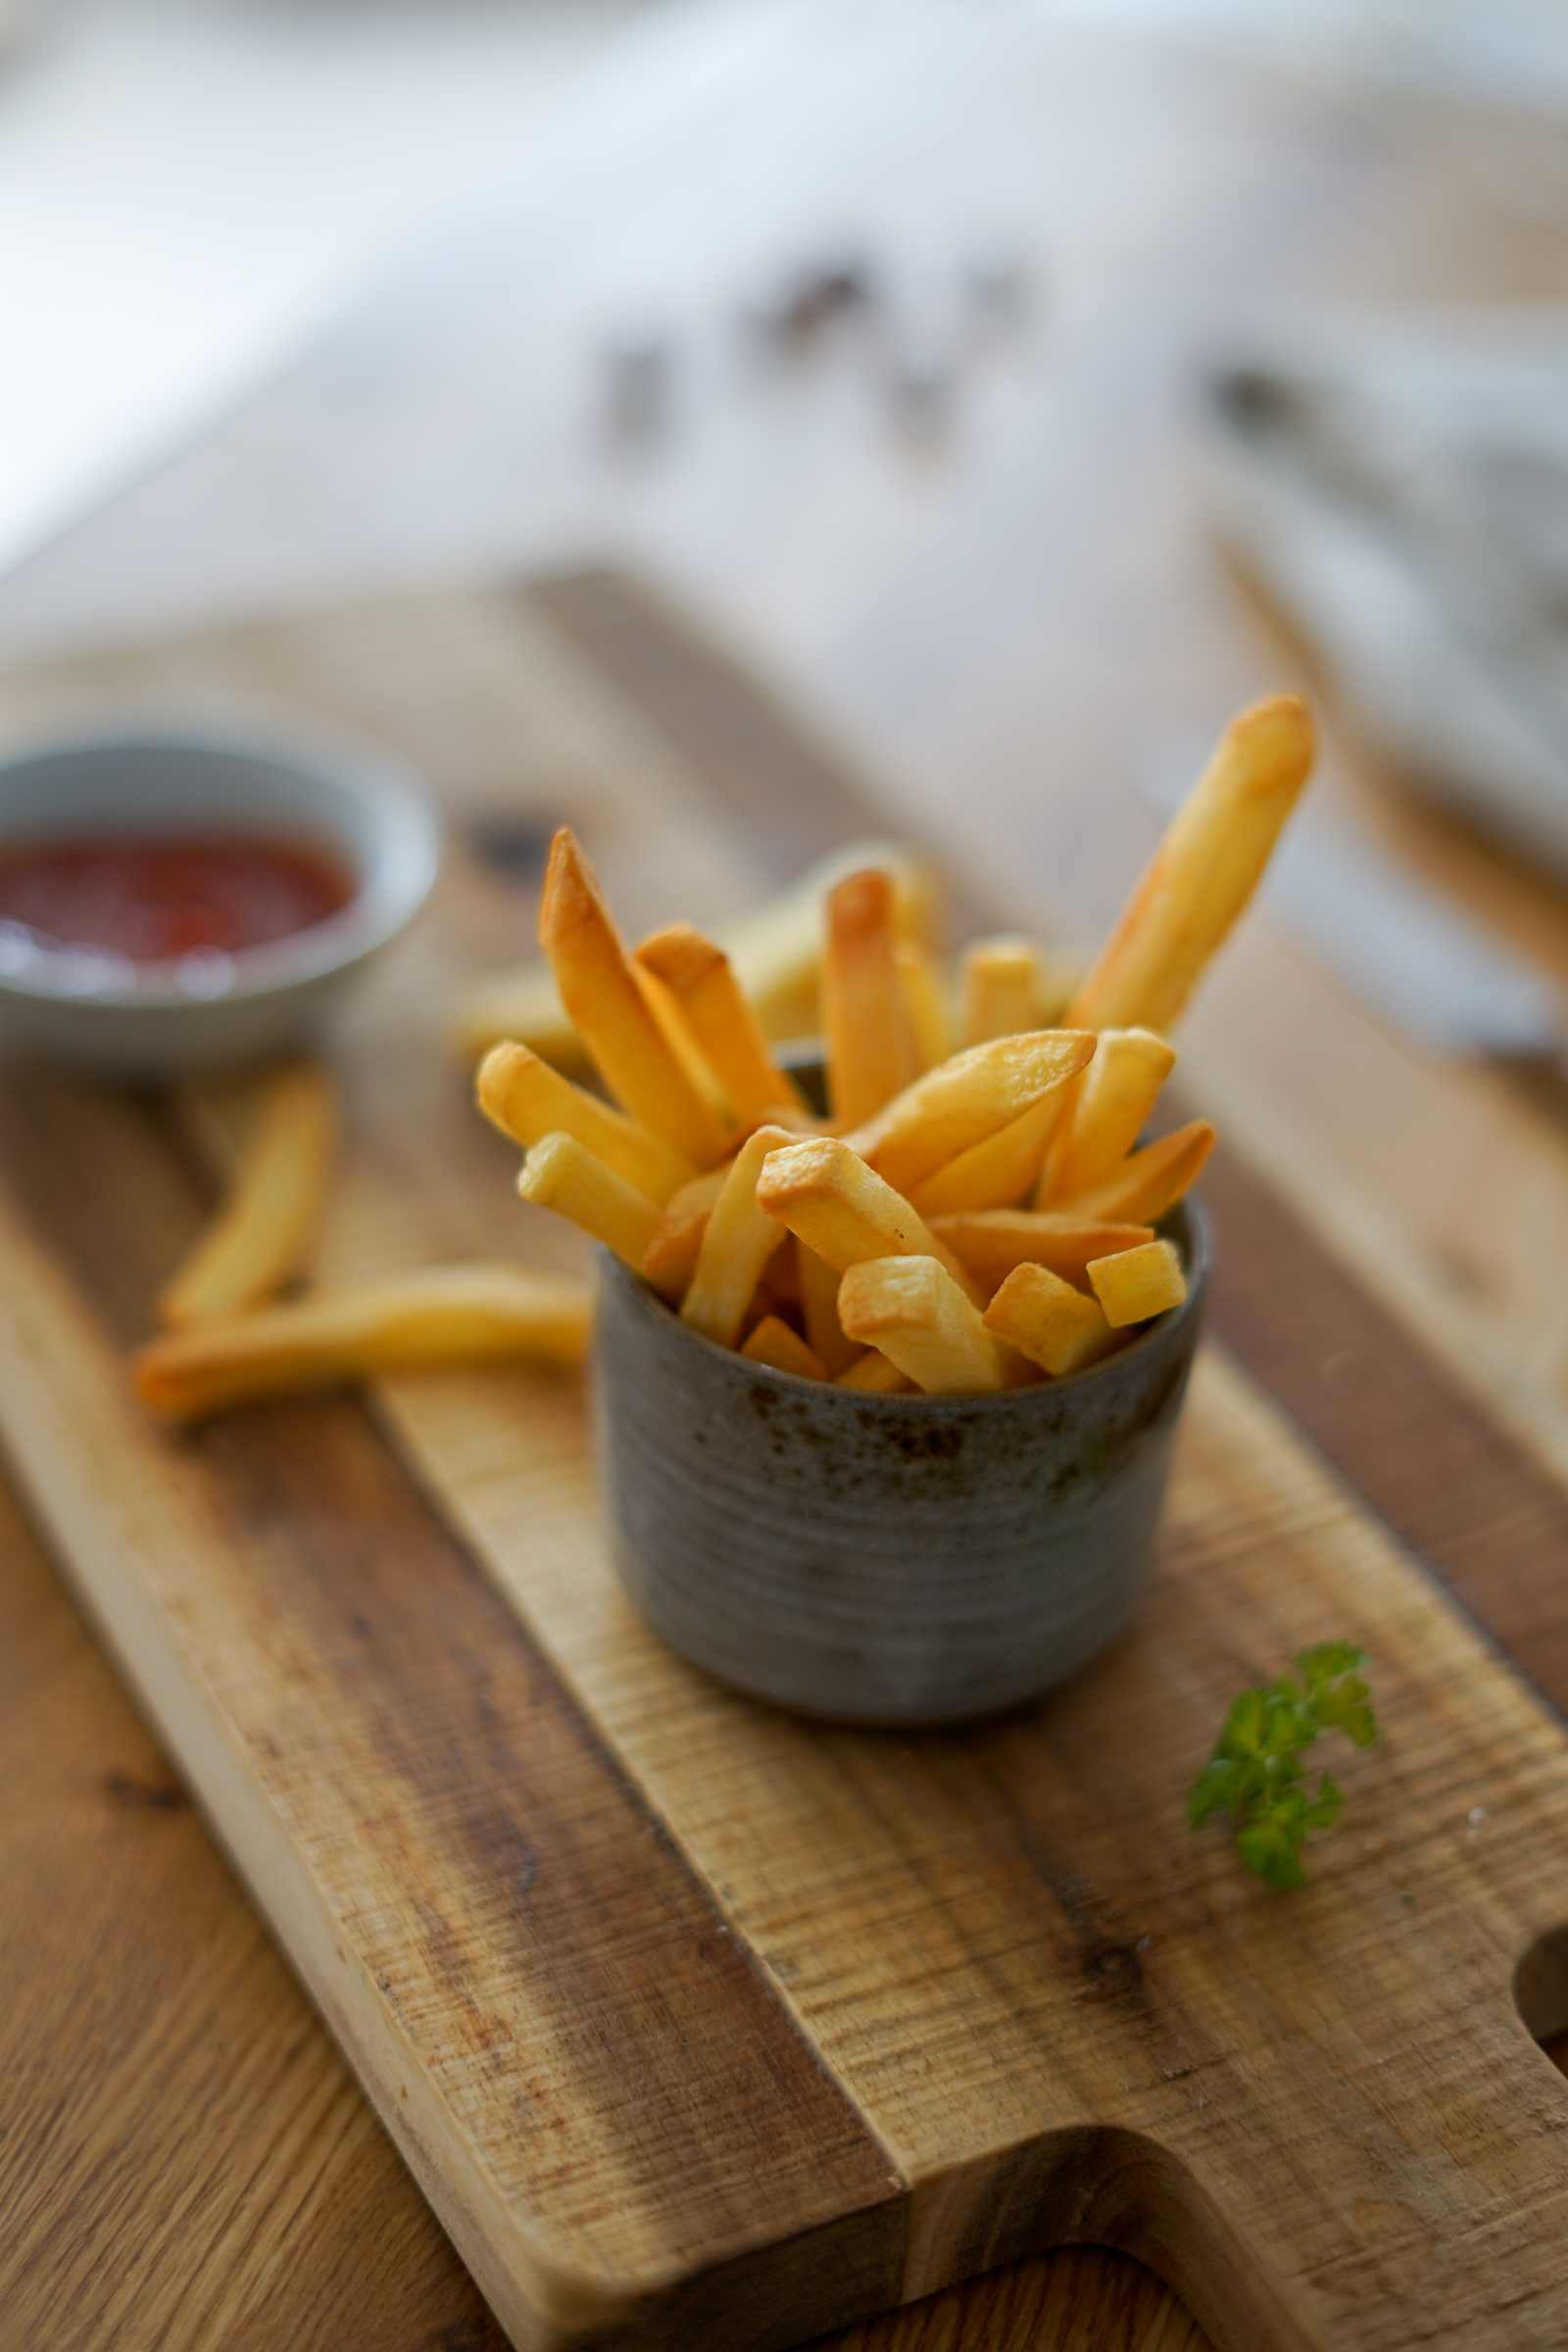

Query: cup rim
598,1193,1208,1411
0,715,441,1012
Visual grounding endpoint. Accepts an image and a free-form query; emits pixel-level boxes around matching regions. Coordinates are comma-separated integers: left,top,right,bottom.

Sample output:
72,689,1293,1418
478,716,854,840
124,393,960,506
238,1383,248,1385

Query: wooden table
5,14,1568,2349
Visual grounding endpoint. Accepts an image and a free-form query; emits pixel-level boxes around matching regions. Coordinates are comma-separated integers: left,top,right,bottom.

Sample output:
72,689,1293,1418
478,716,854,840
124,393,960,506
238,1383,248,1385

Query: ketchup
0,836,352,963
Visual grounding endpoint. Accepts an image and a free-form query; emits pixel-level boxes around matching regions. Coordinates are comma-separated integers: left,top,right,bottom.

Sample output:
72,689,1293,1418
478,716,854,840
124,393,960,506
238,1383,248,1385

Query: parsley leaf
1189,1646,1375,1888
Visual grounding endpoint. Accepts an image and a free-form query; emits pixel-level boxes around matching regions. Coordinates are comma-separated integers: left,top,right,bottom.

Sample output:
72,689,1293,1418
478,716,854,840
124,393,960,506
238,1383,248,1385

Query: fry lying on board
158,1059,339,1327
134,690,1308,1418
487,693,1310,1394
138,1058,594,1422
135,1265,590,1420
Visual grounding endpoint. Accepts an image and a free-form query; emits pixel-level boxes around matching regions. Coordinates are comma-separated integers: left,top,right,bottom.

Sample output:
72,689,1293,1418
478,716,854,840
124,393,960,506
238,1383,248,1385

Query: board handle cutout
1515,1926,1568,2073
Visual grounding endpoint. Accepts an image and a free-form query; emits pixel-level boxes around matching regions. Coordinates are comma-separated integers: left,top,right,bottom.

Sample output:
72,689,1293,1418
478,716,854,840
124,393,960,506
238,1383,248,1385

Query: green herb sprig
1189,1642,1377,1889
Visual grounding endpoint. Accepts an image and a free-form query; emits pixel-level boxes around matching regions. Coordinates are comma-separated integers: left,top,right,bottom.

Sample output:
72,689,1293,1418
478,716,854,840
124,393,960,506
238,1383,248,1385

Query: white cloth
1210,317,1568,877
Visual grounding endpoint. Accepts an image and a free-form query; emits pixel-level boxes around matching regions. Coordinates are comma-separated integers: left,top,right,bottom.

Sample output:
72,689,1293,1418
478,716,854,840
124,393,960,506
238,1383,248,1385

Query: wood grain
0,1073,904,2352
0,1440,1193,2352
3,568,1568,2348
12,1026,1568,2346
12,23,1568,2347
0,1459,509,2352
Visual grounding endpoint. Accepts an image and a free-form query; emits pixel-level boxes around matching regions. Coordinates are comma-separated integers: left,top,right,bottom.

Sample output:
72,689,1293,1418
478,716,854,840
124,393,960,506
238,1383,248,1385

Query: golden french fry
539,828,731,1164
452,839,941,1063
741,1315,827,1382
635,922,806,1124
982,1261,1121,1376
1032,950,1082,1026
1066,695,1314,1033
894,937,955,1070
1035,1027,1175,1205
833,1348,915,1394
451,957,591,1074
135,1263,590,1420
930,1210,1154,1291
1087,1237,1187,1327
629,956,735,1124
641,1164,730,1302
158,1060,338,1328
798,1242,860,1375
960,936,1041,1046
908,1089,1065,1218
822,869,922,1127
732,839,942,1041
517,1131,662,1267
838,1255,1010,1395
732,1102,822,1143
756,1136,986,1306
1055,1119,1213,1224
680,1126,794,1348
846,1029,1096,1197
477,1041,697,1204
752,1230,801,1315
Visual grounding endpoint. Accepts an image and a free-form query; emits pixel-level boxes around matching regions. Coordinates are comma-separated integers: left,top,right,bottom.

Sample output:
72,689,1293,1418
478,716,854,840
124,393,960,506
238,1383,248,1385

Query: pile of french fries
132,691,1311,1418
477,693,1314,1397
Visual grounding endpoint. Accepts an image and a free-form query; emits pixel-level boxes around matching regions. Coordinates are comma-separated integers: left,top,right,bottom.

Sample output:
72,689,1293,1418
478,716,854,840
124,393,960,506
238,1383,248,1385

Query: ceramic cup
0,718,440,1077
594,1198,1206,1726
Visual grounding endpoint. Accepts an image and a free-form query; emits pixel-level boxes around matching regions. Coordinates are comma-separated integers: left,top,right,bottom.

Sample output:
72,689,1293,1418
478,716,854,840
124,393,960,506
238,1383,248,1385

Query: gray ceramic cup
594,1200,1206,1726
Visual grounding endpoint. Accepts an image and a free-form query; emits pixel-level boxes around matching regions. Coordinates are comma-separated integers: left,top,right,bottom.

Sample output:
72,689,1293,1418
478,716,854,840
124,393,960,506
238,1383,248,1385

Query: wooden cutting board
3,572,1568,2352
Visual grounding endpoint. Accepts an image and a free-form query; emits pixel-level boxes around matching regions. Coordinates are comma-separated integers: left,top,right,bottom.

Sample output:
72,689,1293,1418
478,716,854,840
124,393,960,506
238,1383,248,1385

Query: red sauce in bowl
0,836,353,963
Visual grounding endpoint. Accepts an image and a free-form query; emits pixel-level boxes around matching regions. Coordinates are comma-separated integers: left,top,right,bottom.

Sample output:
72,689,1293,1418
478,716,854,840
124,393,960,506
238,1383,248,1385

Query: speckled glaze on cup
594,1200,1207,1726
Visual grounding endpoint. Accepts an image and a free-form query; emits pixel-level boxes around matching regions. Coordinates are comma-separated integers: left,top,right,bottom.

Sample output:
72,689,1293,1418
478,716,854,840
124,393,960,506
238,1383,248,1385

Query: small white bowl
0,718,441,1077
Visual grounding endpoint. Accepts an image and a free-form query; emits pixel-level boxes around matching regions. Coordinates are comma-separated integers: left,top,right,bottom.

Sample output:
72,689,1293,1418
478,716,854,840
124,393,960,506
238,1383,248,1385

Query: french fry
452,957,590,1074
1032,950,1082,1026
1035,1027,1175,1205
833,1348,915,1394
728,840,942,1041
629,956,735,1127
982,1261,1121,1377
1066,695,1314,1033
752,1230,801,1314
733,840,942,1041
846,1030,1096,1197
1087,1237,1187,1328
680,1126,795,1348
635,923,806,1123
838,1255,1010,1395
822,869,922,1126
894,938,955,1070
732,1102,821,1143
452,840,940,1062
158,1060,338,1328
908,1089,1066,1217
960,936,1041,1046
798,1242,860,1375
1054,1119,1213,1224
641,1165,730,1303
756,1136,987,1306
539,828,731,1164
135,1264,590,1420
741,1316,827,1382
477,1042,697,1204
930,1210,1155,1291
517,1131,662,1268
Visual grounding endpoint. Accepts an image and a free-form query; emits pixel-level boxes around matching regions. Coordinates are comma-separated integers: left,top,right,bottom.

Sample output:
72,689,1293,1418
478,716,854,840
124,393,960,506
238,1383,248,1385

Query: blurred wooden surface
6,10,1568,2349
5,568,1568,2351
